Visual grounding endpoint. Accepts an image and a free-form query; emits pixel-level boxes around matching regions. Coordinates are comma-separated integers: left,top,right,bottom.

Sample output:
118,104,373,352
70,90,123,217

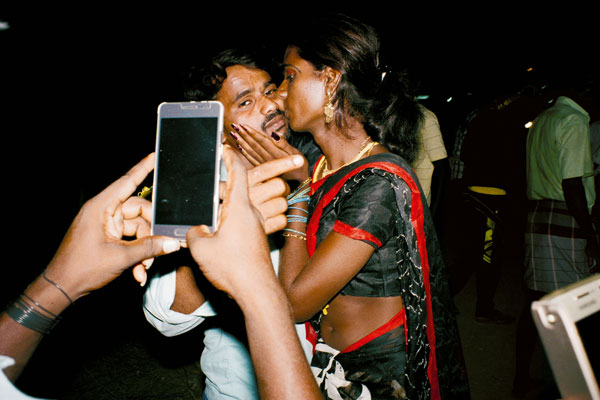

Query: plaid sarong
524,199,593,292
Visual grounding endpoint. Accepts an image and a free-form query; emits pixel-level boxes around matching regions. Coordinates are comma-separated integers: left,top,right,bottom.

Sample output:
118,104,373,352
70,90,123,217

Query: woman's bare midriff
319,294,404,351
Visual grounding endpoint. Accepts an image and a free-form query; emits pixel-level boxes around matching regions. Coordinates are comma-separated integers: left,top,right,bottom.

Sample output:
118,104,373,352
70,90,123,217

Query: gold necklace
314,138,379,181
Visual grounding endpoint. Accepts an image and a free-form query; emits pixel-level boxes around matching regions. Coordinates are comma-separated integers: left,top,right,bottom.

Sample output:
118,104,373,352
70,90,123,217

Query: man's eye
239,99,252,107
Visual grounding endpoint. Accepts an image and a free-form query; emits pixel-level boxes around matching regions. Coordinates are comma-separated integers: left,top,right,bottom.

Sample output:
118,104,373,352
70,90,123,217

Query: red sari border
341,307,406,354
333,220,383,248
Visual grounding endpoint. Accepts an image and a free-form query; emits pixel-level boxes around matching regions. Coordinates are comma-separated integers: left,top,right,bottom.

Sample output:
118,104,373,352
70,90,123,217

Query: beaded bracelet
284,179,311,243
287,214,308,224
288,206,309,214
287,195,310,206
287,178,311,206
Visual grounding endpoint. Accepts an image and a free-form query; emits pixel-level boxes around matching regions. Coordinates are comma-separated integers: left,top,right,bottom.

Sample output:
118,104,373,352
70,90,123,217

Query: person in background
412,105,448,213
447,93,524,324
513,94,599,397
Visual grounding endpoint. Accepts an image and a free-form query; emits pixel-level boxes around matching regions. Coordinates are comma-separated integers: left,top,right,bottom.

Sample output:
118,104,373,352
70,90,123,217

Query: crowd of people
1,11,598,400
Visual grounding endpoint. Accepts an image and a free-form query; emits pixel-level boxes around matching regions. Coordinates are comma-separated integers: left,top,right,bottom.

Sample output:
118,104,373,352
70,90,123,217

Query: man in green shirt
514,95,599,396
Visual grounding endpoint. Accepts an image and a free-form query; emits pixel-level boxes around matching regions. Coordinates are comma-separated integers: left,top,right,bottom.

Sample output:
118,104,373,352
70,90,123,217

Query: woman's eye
284,70,295,81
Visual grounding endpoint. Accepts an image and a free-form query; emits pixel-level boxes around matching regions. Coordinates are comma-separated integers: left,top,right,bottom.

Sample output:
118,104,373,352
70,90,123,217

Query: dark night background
0,4,598,399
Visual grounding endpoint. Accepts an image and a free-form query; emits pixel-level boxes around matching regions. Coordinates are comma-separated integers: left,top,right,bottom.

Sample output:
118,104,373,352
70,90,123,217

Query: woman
273,14,467,400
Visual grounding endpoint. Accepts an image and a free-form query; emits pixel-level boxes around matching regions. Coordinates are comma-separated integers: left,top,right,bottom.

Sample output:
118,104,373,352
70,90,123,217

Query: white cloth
0,356,49,400
310,341,371,400
143,249,313,399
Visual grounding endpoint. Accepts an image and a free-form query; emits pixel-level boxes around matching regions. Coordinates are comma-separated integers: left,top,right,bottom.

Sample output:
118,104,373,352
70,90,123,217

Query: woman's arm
276,180,375,323
279,173,397,322
280,231,375,322
277,177,377,323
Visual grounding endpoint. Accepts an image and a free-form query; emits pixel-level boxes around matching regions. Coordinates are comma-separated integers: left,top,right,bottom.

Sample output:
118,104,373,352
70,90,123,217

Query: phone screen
154,116,219,228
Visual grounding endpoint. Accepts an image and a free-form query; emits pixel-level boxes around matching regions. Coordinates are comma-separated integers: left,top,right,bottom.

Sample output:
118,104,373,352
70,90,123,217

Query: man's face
216,65,289,149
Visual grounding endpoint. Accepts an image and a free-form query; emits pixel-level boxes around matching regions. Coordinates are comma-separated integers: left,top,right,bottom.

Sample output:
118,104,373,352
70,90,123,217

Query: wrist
233,272,290,316
4,274,73,336
25,274,73,315
283,164,310,184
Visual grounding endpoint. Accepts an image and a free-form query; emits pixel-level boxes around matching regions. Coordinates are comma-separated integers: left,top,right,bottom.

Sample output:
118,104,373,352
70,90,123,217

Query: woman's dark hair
287,13,423,163
183,47,276,101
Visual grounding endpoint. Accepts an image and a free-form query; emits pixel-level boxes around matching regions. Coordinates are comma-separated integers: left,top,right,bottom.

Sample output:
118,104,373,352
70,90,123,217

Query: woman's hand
232,124,310,183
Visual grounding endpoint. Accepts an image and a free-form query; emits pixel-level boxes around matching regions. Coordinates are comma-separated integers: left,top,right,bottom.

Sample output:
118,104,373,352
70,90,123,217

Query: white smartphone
151,101,224,241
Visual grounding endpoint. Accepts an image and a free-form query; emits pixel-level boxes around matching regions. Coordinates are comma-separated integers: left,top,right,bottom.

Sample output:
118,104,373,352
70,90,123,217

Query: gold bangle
299,177,312,188
282,233,307,241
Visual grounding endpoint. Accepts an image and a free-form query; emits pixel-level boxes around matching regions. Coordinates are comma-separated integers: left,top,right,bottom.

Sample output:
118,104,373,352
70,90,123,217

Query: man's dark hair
183,48,277,101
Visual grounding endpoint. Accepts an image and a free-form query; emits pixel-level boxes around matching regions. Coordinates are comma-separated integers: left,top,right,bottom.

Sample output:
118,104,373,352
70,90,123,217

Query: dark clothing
311,310,408,399
306,153,469,400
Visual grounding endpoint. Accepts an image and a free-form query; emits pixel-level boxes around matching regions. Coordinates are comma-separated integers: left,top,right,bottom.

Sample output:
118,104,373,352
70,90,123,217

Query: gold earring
324,91,335,124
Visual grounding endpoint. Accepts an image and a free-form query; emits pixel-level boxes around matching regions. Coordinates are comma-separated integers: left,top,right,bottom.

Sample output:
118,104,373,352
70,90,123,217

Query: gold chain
314,138,378,181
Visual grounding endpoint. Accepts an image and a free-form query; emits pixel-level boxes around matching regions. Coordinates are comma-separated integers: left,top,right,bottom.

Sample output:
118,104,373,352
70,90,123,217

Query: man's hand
219,144,305,234
45,154,181,299
187,147,303,299
186,147,322,400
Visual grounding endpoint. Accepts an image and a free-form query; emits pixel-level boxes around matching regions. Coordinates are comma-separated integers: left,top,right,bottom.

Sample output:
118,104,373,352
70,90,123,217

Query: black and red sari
305,153,469,400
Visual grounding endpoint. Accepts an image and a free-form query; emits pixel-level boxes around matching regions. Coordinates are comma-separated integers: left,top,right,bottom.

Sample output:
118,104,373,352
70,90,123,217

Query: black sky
0,6,597,283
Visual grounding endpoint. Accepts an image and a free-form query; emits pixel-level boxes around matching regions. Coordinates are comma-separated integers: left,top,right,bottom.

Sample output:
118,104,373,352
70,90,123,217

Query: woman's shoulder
313,152,416,201
339,155,412,193
346,153,416,183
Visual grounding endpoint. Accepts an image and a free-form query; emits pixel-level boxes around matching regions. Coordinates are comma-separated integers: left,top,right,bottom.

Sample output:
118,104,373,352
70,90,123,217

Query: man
513,94,599,396
524,95,598,292
143,48,318,400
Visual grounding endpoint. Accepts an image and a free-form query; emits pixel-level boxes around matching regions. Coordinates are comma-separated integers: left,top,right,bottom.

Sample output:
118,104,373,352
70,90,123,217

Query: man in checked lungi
513,93,600,397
